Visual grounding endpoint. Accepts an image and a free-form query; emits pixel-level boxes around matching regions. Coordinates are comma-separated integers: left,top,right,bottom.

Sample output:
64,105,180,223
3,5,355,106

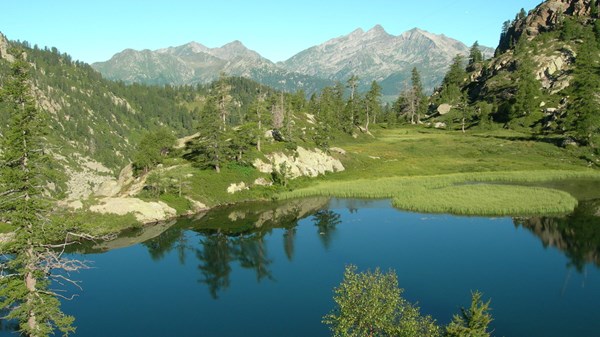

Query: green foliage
323,265,440,337
186,95,231,172
133,127,177,174
364,80,383,129
0,55,75,336
467,41,484,71
271,163,292,187
437,55,466,105
445,291,493,337
566,29,600,149
509,56,542,128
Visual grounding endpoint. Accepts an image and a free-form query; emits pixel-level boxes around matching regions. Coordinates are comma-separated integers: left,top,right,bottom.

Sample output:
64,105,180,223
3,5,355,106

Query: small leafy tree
445,291,493,337
132,127,176,174
323,265,440,337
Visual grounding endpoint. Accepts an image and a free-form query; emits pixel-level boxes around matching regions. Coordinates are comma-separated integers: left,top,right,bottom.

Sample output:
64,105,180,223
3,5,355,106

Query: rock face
93,26,493,95
92,41,330,94
498,0,595,53
55,153,115,201
534,47,575,93
283,26,493,93
89,197,177,223
227,182,249,194
0,32,14,62
253,146,344,179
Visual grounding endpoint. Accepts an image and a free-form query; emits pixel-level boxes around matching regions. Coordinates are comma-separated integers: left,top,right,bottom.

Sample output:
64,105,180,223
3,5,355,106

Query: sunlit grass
392,184,577,216
277,170,599,215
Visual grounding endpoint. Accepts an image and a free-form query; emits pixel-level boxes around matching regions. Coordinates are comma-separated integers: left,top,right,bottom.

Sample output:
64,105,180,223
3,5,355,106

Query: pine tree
411,67,427,124
0,55,84,336
511,56,542,127
437,55,467,106
567,30,600,149
445,291,493,337
186,95,230,172
364,81,382,132
467,41,484,71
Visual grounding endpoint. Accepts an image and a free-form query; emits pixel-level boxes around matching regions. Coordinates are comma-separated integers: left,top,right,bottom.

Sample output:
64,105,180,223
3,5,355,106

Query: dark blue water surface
29,198,600,336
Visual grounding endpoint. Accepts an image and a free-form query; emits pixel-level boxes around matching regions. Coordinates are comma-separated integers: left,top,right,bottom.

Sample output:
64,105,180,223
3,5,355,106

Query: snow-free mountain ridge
92,25,493,96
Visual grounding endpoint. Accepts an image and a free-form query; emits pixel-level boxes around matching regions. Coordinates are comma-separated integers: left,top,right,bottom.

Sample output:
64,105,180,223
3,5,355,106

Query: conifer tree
186,95,230,173
364,81,382,132
445,291,493,337
467,41,484,71
567,30,600,149
0,54,84,336
411,67,426,124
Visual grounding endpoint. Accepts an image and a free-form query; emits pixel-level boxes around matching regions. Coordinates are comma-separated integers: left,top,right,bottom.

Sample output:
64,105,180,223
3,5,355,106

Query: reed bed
276,170,599,215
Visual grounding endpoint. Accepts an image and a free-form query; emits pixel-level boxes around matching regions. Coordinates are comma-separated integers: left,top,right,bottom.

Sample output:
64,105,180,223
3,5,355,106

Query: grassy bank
69,127,599,237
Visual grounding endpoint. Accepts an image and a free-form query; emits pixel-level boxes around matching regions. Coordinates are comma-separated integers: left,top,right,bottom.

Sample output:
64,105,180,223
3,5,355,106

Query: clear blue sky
2,0,542,64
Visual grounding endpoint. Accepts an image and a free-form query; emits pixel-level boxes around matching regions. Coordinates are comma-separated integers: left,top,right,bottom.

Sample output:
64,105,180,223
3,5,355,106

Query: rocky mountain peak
365,24,390,38
348,28,365,37
184,41,209,53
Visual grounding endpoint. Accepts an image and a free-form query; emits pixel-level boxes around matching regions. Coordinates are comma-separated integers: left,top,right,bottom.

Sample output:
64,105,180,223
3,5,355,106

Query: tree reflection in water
312,210,342,250
175,197,331,298
197,231,233,299
516,199,600,272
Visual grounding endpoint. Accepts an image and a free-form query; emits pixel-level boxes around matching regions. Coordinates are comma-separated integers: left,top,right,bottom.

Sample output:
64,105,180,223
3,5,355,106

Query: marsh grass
277,170,599,215
392,185,578,216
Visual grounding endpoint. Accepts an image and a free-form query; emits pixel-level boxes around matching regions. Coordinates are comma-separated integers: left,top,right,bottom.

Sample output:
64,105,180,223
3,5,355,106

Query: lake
4,195,600,337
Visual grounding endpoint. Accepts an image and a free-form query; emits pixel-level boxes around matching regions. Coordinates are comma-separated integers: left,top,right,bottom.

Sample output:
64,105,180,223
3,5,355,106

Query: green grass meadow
275,127,600,216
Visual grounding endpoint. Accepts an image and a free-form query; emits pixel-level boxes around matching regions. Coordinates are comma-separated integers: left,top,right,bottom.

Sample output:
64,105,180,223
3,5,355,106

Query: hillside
432,0,600,162
92,26,493,97
0,33,278,200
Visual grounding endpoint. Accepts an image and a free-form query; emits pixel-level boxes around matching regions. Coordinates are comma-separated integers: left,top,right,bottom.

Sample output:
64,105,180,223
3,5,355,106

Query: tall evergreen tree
511,56,542,127
467,41,484,71
567,30,600,149
364,81,382,132
411,67,426,124
0,55,83,336
186,95,230,173
437,55,467,106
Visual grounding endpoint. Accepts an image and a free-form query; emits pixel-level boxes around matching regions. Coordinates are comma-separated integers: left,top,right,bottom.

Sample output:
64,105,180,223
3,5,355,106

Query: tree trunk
365,105,370,133
257,117,262,152
26,248,38,336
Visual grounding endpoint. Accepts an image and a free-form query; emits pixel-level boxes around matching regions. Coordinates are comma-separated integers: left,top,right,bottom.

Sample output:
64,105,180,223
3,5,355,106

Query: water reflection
516,199,600,271
140,197,337,298
312,210,342,250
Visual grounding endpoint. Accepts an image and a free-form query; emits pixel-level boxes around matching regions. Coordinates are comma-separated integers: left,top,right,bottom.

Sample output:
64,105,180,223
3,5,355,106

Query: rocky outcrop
94,163,145,198
54,152,115,201
499,0,595,53
227,182,249,194
89,197,177,223
534,47,576,93
0,32,14,62
253,146,344,179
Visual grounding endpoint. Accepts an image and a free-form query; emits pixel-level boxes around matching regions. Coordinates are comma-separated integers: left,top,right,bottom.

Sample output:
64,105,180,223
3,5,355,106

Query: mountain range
92,26,494,97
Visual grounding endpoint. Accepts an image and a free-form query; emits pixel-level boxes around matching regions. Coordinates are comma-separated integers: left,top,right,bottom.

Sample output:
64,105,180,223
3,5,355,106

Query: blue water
11,198,600,336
